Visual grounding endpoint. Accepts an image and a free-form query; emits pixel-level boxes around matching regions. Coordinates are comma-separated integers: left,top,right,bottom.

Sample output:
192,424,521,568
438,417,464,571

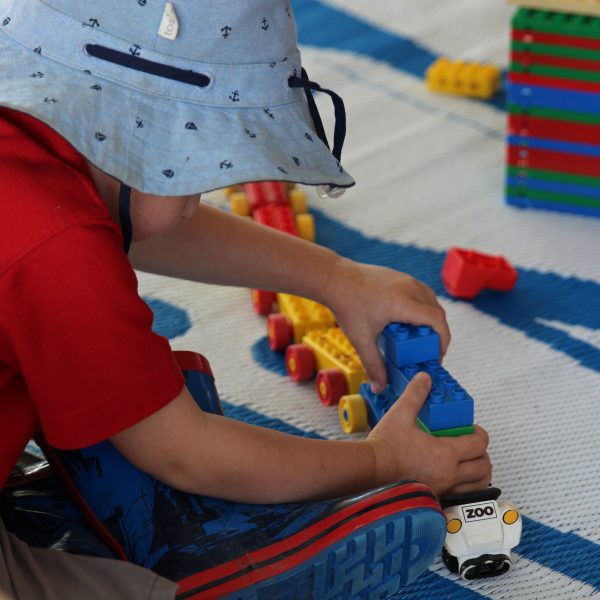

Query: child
0,0,491,598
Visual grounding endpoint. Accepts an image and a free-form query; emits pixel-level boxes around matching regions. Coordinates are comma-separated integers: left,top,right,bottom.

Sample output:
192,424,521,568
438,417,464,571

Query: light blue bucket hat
0,0,355,196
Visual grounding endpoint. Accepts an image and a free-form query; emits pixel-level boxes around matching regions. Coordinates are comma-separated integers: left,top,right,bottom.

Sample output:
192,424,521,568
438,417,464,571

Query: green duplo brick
511,60,600,84
512,40,600,62
508,165,600,188
508,102,600,126
512,7,600,39
417,419,475,438
506,185,600,209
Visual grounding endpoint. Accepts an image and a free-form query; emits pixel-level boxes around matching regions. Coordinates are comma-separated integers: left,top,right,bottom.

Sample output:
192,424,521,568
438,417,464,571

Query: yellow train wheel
339,394,368,434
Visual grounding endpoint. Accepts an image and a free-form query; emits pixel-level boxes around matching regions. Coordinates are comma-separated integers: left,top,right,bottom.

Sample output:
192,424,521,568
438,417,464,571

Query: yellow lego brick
507,0,600,16
425,57,501,100
302,328,367,394
276,294,336,343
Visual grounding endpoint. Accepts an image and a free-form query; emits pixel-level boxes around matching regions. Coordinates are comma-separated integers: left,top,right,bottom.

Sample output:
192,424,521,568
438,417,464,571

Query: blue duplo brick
378,322,440,368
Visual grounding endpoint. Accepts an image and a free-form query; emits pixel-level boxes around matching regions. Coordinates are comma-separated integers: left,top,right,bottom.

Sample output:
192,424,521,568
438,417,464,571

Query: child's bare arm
110,373,490,503
129,203,449,391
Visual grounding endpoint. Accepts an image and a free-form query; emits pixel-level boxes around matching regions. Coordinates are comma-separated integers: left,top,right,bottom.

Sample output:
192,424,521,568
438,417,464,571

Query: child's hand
366,372,492,497
323,258,450,393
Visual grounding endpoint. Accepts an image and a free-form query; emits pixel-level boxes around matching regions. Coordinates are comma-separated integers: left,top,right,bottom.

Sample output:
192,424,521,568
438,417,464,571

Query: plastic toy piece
286,343,316,381
509,0,600,19
378,323,440,368
317,369,349,407
512,50,600,76
509,81,600,114
509,69,600,93
425,57,501,100
253,203,299,236
251,289,276,315
225,181,316,314
507,139,600,176
508,111,600,145
268,294,336,350
442,248,518,300
268,313,294,351
341,363,473,434
337,321,474,434
286,327,367,407
339,394,369,434
512,6,600,39
418,421,475,437
385,360,474,431
441,487,522,580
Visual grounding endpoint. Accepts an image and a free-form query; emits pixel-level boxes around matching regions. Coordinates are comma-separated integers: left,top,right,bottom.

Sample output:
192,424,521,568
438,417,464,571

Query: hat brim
0,34,355,196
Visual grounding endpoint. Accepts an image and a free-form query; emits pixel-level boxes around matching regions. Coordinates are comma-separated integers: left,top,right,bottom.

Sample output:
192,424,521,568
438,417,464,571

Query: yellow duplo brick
301,326,368,395
425,57,501,100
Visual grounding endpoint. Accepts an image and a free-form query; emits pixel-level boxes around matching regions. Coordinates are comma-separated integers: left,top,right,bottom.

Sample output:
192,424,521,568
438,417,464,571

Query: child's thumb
396,371,432,422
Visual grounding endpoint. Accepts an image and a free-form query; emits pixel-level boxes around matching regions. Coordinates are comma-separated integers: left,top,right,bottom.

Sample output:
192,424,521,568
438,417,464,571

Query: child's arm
129,203,449,392
110,372,490,503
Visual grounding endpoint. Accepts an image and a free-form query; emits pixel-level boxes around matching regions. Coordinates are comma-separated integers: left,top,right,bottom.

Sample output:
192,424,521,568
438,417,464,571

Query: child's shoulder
0,108,112,273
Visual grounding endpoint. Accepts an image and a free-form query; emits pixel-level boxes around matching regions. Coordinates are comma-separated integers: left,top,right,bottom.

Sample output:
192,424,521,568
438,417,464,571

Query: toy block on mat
512,6,600,37
339,322,474,435
301,329,366,394
268,294,335,350
378,323,440,367
442,248,518,300
508,112,600,145
508,0,600,18
426,57,501,99
347,361,474,433
386,360,474,432
418,420,475,437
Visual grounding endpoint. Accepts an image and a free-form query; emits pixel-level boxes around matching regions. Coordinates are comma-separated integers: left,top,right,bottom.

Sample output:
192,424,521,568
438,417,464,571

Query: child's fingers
399,300,451,356
447,425,489,462
389,371,432,420
361,345,387,393
455,454,493,487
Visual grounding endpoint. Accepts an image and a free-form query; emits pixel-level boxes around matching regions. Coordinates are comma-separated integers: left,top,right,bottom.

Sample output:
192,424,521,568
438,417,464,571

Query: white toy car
441,487,522,580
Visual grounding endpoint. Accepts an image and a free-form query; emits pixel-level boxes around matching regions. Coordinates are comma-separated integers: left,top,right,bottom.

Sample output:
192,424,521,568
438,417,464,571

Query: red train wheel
268,313,293,351
251,289,276,315
316,369,348,406
286,344,316,381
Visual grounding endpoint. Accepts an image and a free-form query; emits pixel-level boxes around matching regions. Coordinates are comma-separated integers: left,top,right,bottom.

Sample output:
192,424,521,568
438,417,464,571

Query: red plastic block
508,112,600,146
244,182,288,211
511,50,600,74
253,204,298,236
442,248,518,300
509,70,600,94
512,28,600,52
508,144,600,178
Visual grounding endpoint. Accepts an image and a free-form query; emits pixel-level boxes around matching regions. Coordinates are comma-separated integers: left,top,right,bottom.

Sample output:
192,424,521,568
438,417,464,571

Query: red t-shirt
0,108,184,488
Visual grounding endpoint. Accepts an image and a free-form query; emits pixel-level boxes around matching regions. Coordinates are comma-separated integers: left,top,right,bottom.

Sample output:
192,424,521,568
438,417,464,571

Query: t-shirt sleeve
0,221,185,449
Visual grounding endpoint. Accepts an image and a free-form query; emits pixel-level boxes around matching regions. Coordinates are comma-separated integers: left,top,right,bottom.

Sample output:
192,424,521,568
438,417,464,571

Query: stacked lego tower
507,1,600,217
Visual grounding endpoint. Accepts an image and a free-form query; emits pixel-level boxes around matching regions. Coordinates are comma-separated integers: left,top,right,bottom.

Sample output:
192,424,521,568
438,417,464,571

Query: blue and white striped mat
139,2,600,598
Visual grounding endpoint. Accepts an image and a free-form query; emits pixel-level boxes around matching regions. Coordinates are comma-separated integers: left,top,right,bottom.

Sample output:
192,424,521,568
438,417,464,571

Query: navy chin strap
118,183,133,254
288,68,348,198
